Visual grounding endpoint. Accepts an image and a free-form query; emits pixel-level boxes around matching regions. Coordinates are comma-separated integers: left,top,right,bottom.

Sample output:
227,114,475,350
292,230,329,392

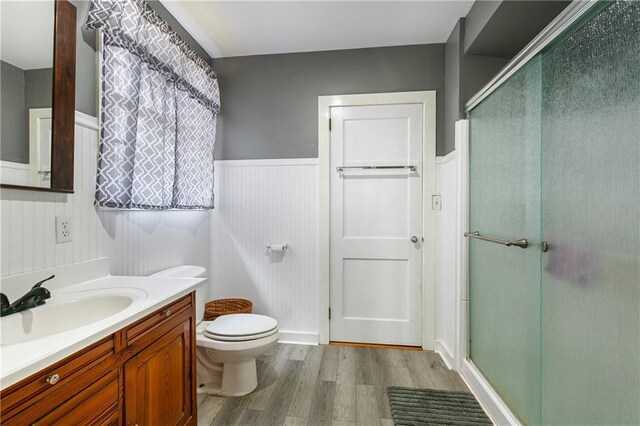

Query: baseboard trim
460,359,522,426
330,341,422,351
421,337,437,351
434,341,455,369
278,331,319,345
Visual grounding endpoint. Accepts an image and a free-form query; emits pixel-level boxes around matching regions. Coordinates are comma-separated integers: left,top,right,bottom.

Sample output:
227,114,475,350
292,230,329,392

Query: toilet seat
204,314,277,340
196,314,279,351
196,325,279,351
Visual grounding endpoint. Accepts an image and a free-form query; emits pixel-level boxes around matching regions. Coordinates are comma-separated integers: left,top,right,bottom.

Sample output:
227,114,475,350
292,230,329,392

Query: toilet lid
204,314,278,340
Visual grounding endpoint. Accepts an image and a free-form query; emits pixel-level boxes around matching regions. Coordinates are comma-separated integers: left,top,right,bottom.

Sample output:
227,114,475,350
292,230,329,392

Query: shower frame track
465,0,599,113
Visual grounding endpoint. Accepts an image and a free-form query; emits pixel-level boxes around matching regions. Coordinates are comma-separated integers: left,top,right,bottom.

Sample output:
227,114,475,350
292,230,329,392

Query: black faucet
0,275,54,317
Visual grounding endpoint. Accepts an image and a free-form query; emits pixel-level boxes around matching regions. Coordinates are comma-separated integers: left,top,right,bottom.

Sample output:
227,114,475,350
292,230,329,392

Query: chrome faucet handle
33,275,55,289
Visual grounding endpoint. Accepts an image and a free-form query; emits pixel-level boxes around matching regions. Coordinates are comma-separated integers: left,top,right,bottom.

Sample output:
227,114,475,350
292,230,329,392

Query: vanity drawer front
0,336,116,424
126,294,193,344
34,369,119,425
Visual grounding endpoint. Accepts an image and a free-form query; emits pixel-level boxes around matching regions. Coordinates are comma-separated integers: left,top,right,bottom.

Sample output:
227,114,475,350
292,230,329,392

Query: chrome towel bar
336,165,416,173
464,231,528,249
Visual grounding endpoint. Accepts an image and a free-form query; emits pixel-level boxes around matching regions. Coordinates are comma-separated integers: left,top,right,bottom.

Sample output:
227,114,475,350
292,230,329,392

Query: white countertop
0,274,203,390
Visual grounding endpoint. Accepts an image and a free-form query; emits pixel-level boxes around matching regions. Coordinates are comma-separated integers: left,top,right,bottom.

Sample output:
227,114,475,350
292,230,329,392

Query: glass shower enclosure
467,2,639,424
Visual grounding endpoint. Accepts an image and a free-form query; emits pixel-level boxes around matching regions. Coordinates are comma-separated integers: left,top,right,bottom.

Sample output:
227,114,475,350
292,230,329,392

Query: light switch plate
56,216,72,243
432,195,442,210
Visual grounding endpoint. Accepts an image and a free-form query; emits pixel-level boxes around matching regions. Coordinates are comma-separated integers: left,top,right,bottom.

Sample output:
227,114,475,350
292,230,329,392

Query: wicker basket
204,298,253,321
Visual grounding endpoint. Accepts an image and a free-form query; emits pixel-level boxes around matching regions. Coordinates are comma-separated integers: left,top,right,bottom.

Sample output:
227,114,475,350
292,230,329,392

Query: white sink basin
1,289,147,345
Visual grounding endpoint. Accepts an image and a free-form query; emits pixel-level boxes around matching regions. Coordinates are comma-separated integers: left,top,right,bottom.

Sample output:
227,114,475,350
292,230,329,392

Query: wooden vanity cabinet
0,293,197,426
123,302,194,426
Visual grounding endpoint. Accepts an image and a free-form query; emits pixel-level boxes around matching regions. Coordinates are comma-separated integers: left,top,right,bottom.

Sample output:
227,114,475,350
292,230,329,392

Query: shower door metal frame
465,0,599,112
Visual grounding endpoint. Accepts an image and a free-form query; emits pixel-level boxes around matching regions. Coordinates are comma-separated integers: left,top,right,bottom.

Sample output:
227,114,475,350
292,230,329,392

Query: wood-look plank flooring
198,344,470,426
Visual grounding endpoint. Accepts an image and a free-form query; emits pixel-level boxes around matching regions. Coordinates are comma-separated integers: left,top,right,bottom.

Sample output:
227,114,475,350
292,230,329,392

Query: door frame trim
317,91,437,349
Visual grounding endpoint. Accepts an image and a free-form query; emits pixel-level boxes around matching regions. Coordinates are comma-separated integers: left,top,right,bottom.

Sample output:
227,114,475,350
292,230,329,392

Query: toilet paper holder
266,242,288,252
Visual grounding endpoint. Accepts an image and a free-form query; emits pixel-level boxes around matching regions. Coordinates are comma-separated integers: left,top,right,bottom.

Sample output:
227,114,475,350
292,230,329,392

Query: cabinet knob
161,309,171,318
46,374,60,385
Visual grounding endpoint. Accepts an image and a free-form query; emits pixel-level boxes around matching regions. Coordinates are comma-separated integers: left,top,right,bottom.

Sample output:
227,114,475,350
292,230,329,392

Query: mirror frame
1,0,76,193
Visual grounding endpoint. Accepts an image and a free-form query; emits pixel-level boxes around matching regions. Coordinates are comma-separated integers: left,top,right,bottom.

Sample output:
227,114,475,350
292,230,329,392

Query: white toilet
150,266,279,396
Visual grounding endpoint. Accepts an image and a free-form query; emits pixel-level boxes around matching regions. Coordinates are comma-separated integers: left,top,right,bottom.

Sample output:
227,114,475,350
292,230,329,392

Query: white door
28,108,52,187
330,103,423,346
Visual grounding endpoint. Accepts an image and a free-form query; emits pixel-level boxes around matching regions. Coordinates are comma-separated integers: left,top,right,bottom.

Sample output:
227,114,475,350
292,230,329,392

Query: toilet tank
149,266,207,322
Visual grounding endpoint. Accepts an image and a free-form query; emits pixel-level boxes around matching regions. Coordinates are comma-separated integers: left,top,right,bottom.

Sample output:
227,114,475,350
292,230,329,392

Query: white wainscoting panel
0,161,31,186
1,113,211,291
212,159,319,344
435,150,458,367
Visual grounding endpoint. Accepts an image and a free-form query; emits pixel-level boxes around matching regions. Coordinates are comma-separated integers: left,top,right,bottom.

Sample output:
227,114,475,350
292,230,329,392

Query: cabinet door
124,316,194,426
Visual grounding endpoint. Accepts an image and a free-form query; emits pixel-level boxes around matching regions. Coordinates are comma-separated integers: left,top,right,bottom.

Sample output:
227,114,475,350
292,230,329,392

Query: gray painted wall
444,20,463,155
464,1,502,54
465,1,570,56
444,18,509,154
25,68,53,109
73,0,98,117
0,63,53,163
1,61,29,163
212,44,446,160
460,54,510,108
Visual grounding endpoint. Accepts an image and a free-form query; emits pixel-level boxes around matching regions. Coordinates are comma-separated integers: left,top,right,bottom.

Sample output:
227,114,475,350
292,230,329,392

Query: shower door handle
506,239,529,249
464,231,528,249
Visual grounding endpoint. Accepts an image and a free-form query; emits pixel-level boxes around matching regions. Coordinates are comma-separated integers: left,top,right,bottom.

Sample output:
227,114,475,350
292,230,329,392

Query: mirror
0,0,76,193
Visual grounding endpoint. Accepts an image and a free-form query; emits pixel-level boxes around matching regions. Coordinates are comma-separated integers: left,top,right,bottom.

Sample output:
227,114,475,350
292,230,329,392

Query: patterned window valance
85,0,220,210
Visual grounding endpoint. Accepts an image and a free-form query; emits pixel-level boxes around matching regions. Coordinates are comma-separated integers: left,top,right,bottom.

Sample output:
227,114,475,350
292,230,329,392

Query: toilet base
196,348,259,397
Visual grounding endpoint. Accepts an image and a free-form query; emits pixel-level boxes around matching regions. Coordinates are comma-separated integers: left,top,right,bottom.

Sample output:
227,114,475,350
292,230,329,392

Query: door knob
411,236,419,243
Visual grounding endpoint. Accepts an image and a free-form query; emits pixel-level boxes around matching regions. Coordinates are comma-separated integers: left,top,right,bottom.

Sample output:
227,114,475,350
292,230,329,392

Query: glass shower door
468,57,542,425
540,2,640,424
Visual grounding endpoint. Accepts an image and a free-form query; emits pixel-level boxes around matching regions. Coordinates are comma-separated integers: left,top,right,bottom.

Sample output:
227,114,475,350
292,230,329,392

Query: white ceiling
0,1,55,70
159,1,474,59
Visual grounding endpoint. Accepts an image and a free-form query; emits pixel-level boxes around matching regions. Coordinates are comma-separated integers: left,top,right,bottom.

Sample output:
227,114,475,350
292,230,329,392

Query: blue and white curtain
85,0,220,209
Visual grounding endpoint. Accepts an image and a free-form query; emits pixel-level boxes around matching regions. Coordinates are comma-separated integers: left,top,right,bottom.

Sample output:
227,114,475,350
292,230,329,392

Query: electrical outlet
56,216,72,243
432,195,442,210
